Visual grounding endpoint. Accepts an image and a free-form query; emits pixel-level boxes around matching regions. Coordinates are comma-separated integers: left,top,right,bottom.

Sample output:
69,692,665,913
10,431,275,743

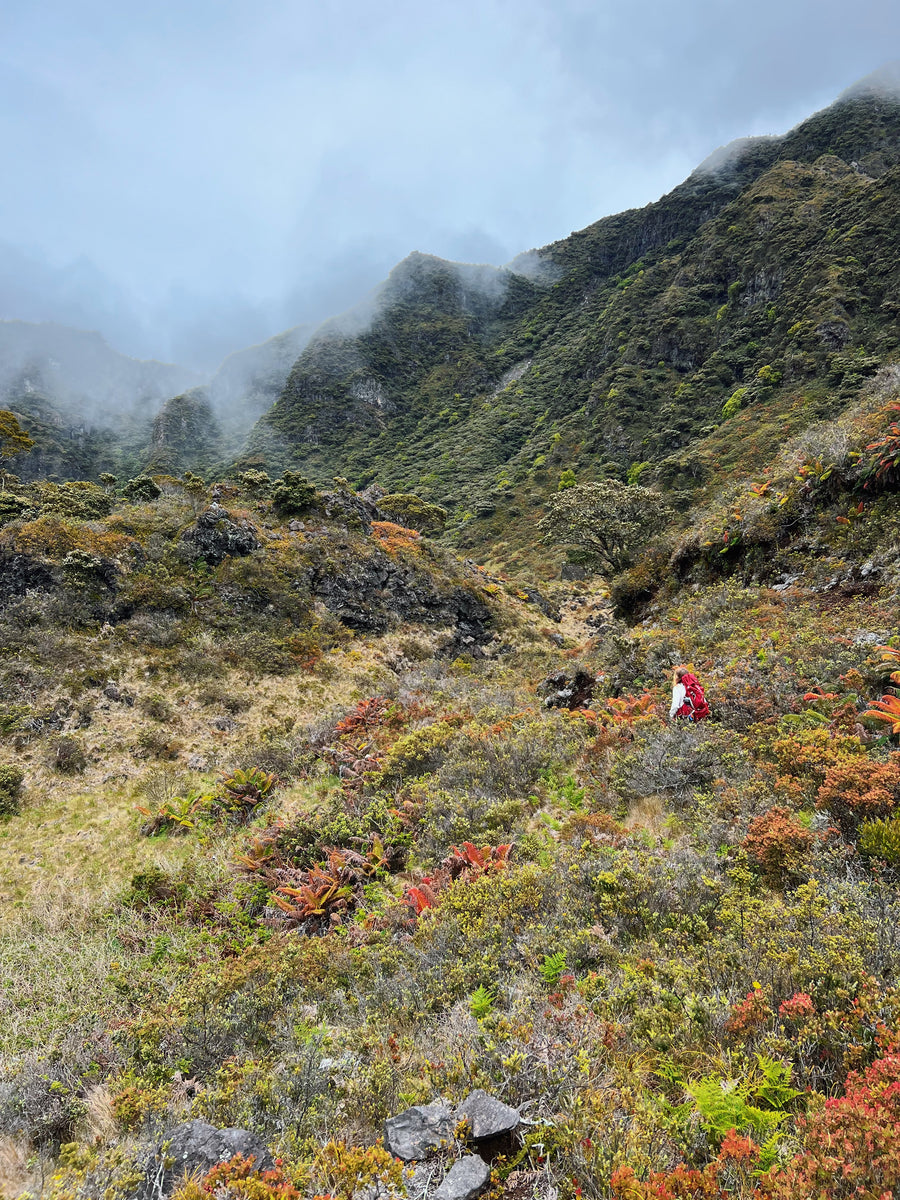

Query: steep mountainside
5,72,900,1200
246,88,900,552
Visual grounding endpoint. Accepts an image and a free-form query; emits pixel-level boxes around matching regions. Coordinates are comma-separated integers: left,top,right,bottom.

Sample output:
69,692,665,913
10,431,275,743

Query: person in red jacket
670,665,710,721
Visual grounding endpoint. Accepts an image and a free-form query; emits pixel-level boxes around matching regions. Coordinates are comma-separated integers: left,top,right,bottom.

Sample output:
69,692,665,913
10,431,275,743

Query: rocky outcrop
383,1091,517,1199
179,504,261,565
455,1090,520,1141
0,551,55,606
538,669,595,710
310,549,493,647
140,1119,273,1199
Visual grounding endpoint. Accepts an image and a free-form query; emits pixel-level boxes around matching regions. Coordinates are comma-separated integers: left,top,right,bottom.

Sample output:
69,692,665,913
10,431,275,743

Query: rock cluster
382,1089,520,1200
179,503,261,565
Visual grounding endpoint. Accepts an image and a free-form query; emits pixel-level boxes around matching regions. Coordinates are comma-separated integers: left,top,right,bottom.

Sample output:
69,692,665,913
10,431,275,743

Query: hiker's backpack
678,672,710,721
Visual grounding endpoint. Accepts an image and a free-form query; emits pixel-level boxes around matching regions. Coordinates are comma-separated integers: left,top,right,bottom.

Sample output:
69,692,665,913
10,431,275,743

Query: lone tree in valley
539,479,671,575
0,410,34,490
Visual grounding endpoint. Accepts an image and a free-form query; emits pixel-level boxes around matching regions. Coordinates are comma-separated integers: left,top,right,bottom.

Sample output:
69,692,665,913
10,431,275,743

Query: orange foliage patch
816,753,900,834
3,515,133,559
742,806,812,881
370,520,421,553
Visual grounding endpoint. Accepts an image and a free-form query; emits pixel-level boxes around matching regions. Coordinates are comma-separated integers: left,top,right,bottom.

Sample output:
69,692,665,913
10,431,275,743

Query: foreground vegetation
0,357,900,1200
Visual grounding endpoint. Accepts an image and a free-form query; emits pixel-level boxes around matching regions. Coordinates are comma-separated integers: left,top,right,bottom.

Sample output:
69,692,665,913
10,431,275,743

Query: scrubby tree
0,410,34,490
377,492,447,535
539,480,671,574
122,475,162,503
271,471,318,517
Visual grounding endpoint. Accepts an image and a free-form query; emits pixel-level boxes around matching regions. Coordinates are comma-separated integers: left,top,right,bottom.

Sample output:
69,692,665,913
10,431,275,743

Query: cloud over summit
1,0,899,369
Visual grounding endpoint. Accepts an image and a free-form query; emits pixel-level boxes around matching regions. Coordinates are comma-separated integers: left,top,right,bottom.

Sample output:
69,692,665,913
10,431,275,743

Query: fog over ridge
1,1,899,371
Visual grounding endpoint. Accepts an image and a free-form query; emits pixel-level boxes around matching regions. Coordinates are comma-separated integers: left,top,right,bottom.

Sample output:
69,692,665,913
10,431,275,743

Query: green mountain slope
246,89,900,549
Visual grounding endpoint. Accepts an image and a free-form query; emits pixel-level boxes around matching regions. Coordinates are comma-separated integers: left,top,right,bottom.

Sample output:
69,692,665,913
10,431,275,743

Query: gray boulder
383,1101,455,1161
141,1119,273,1198
455,1090,519,1140
433,1155,491,1200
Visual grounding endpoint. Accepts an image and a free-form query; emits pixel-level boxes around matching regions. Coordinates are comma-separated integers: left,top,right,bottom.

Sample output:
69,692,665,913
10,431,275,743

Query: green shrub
377,492,447,535
859,815,900,864
121,476,162,502
35,481,113,520
722,387,748,419
375,721,456,784
0,764,24,816
271,471,318,517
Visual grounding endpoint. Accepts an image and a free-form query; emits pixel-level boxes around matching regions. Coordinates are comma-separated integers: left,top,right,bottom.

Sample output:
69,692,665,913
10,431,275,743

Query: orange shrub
816,753,900,835
725,986,773,1040
742,807,811,882
770,727,866,799
763,1050,900,1199
370,520,420,554
3,515,132,559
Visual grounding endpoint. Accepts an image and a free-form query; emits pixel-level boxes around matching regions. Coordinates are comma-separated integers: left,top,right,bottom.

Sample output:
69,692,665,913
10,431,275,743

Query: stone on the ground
141,1119,273,1198
383,1101,455,1161
433,1155,491,1200
455,1090,519,1140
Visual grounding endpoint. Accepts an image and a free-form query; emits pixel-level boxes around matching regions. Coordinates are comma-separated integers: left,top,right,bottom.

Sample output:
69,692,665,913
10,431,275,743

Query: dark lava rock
0,551,54,607
455,1090,519,1140
320,488,379,534
310,550,493,650
141,1119,273,1198
516,586,560,622
433,1156,491,1200
383,1101,455,1161
537,669,595,711
179,503,261,565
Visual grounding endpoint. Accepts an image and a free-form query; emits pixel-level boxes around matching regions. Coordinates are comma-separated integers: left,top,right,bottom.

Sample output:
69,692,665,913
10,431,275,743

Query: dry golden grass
0,1134,42,1199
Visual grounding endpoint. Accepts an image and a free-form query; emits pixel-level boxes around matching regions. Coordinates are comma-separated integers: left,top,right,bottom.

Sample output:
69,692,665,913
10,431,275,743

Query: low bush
271,471,318,517
763,1049,900,1198
859,814,900,864
45,734,87,774
816,753,900,836
742,806,812,883
0,763,25,816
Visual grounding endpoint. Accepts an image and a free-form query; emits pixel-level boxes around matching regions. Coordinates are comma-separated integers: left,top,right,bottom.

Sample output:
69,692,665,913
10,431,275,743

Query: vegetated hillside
244,86,900,566
1,360,900,1198
4,72,900,1200
0,321,202,480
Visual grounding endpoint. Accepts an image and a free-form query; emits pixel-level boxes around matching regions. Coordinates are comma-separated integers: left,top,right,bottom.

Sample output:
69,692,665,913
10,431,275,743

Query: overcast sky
1,0,898,370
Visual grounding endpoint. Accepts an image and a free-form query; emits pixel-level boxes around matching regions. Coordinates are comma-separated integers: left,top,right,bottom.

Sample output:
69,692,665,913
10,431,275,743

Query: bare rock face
383,1101,455,1161
433,1155,491,1200
455,1090,519,1140
141,1119,273,1198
